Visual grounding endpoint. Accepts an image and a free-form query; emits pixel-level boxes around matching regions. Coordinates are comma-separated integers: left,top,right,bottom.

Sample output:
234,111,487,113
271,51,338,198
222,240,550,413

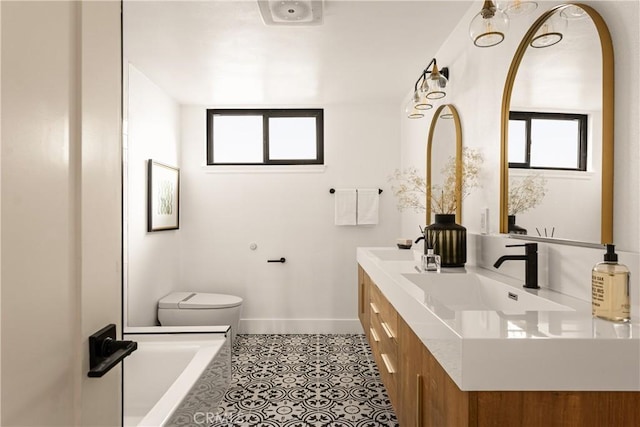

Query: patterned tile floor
210,334,399,427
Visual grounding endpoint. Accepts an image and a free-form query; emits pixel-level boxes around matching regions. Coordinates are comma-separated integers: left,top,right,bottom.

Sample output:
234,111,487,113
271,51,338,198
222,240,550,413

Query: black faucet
493,243,539,289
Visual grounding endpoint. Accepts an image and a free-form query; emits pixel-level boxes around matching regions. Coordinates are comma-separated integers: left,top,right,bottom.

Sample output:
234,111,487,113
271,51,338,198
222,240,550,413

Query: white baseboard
239,318,364,334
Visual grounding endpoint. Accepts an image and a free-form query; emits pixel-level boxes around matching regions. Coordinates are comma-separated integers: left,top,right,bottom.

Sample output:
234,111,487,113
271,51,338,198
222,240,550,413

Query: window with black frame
206,109,324,166
508,111,588,171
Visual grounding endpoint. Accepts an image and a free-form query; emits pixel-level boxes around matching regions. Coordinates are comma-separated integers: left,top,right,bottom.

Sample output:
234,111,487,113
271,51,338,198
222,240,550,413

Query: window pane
268,117,317,160
530,119,579,168
508,120,527,163
213,115,263,163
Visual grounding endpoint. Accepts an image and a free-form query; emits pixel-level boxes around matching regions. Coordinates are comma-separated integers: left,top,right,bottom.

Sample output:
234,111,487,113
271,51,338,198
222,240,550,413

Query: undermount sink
369,248,416,261
402,272,574,312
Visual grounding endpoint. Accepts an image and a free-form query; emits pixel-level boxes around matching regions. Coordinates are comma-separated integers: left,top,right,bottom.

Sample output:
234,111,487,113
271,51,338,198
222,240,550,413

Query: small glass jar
422,249,441,273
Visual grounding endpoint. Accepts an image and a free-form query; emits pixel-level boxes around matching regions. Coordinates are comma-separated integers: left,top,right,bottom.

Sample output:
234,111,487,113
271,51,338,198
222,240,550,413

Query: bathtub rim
123,326,230,427
124,325,230,335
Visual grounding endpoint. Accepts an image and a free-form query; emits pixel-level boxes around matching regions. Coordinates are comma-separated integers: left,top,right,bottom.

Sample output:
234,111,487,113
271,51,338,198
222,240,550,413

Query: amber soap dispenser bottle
592,244,631,322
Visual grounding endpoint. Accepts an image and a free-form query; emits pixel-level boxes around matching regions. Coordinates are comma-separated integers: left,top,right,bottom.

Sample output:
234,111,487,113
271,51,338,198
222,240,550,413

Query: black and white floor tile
210,334,399,427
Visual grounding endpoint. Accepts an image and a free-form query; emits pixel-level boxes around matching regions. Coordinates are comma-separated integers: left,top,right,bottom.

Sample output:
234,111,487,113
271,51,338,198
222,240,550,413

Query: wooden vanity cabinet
357,266,370,336
369,280,398,408
398,316,472,427
359,266,399,409
357,264,640,427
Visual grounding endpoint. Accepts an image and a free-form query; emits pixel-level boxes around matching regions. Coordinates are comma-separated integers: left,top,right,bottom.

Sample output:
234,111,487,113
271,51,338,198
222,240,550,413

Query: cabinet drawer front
370,284,398,337
371,342,398,407
370,310,385,345
379,330,398,370
370,308,398,375
370,327,381,343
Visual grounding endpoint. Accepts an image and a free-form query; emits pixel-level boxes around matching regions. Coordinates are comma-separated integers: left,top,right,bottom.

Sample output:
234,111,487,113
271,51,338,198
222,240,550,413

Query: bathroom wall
126,68,401,331
126,64,182,326
400,1,639,316
179,104,401,333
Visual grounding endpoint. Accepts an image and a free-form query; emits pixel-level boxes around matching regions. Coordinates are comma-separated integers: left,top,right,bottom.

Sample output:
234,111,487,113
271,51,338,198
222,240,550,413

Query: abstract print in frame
148,159,179,231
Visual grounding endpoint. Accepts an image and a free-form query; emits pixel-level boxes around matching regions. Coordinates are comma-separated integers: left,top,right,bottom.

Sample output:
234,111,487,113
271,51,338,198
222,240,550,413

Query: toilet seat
159,292,243,309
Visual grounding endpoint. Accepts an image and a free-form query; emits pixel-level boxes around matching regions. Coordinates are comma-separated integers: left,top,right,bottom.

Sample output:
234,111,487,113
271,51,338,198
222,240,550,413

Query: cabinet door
425,349,471,427
400,315,471,427
357,265,370,335
398,316,429,427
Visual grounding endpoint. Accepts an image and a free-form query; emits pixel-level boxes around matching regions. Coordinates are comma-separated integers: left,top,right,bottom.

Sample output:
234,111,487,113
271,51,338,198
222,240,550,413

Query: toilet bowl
158,292,243,343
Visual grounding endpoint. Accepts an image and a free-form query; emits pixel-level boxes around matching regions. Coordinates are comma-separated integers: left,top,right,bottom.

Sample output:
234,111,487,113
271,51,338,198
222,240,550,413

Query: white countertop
357,247,640,391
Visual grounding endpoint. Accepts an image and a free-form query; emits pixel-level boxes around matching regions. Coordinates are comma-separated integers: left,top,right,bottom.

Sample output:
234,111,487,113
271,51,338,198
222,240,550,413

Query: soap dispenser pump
591,244,630,322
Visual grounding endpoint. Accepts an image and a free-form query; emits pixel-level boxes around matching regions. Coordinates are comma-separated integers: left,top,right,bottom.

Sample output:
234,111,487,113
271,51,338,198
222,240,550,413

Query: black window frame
508,111,588,171
206,108,324,166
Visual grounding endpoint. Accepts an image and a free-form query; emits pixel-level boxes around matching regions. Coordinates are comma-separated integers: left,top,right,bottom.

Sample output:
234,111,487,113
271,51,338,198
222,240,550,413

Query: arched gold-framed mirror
500,3,613,244
426,104,462,225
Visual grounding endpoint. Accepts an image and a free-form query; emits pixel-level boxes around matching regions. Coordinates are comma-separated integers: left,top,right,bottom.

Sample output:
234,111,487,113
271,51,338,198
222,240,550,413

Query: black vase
425,214,467,267
508,215,527,235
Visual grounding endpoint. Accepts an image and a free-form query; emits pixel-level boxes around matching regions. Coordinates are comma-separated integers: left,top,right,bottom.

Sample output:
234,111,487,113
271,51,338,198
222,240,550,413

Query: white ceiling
123,0,473,106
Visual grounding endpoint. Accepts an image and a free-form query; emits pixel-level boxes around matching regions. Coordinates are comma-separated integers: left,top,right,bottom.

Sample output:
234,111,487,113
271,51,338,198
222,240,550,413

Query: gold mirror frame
500,3,614,244
426,104,463,225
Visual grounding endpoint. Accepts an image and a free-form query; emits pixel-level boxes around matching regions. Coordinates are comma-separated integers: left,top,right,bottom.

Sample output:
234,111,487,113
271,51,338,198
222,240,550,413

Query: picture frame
148,159,179,231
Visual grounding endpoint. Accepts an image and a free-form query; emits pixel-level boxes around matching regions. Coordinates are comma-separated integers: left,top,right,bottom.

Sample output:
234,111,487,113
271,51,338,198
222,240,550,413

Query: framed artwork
148,159,179,231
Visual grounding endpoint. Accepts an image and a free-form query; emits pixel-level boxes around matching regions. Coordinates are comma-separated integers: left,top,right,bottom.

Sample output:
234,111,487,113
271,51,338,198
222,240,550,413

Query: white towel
357,189,379,225
334,189,357,225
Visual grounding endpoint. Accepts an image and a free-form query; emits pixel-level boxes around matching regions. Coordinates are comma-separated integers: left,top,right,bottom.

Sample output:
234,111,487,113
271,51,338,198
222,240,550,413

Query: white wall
125,70,402,332
126,64,181,326
179,104,401,333
400,1,639,314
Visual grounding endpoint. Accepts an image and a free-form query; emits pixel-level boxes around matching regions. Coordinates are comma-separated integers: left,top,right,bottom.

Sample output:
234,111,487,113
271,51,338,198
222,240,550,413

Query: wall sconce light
496,1,537,17
559,5,587,21
405,91,426,119
469,0,509,47
530,12,567,48
405,58,449,119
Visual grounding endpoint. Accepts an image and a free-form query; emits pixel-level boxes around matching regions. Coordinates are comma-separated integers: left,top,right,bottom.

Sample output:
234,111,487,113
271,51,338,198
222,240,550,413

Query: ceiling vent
257,1,323,26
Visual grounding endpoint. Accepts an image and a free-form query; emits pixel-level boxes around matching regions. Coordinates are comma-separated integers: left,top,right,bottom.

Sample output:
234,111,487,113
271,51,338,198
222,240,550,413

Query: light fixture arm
406,57,450,118
412,58,449,93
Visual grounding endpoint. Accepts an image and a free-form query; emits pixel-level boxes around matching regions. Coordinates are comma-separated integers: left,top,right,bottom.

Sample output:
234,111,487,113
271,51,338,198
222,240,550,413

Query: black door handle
88,324,137,378
267,257,286,263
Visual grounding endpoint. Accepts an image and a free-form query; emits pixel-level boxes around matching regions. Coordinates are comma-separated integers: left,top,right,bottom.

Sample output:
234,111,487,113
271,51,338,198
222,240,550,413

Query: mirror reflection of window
508,112,587,171
508,119,527,165
530,118,584,169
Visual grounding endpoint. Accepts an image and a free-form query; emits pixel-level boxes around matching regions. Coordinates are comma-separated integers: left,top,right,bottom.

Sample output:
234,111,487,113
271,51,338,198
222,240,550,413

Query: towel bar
329,188,382,194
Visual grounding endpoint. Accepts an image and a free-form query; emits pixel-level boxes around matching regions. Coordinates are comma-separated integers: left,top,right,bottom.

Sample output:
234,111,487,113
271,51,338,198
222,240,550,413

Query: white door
1,1,122,425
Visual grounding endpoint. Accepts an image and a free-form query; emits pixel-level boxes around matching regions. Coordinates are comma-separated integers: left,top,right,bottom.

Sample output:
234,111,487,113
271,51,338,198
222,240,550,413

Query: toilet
157,292,243,343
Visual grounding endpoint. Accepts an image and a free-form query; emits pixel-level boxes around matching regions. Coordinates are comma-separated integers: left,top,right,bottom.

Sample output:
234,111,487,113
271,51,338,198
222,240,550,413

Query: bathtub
123,326,231,427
